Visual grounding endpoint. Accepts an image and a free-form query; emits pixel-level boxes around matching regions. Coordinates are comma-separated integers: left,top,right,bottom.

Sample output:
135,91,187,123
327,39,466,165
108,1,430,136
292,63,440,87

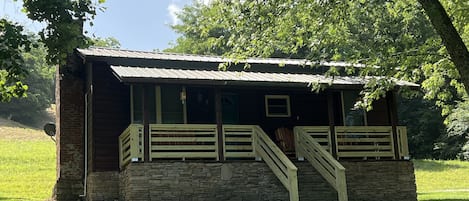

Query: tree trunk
418,0,469,94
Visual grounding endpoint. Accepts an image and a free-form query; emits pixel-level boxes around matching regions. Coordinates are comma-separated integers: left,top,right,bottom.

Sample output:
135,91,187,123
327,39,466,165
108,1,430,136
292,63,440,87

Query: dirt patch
0,118,52,141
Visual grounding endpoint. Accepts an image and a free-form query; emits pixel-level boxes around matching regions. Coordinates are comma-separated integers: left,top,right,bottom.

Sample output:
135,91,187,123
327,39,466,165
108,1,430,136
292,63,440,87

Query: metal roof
110,65,419,87
77,47,366,68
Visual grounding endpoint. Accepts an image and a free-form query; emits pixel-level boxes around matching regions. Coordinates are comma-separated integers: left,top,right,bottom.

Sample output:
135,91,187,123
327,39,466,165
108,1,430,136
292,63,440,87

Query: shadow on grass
413,160,464,172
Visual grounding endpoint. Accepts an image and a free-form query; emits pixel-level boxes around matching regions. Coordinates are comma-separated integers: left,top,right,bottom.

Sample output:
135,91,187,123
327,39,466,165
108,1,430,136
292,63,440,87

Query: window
265,95,291,117
131,85,156,124
161,86,184,124
341,91,366,126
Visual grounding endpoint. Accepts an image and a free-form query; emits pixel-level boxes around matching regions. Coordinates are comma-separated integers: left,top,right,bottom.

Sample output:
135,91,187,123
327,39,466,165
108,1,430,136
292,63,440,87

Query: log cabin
54,47,417,201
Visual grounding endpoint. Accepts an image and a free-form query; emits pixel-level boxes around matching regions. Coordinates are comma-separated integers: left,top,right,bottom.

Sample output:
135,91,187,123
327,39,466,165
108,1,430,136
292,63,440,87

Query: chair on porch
275,127,295,156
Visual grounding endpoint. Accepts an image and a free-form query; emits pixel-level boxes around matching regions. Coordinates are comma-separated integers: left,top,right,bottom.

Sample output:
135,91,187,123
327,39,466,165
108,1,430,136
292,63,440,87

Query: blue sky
1,0,202,51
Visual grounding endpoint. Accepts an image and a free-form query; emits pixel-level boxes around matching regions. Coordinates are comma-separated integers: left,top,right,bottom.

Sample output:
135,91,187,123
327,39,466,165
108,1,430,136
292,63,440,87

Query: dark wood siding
367,98,390,126
225,88,329,137
92,63,130,171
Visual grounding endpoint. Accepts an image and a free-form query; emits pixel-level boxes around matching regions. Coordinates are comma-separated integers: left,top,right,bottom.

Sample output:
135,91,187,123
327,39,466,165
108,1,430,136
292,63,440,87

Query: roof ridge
77,47,367,68
83,47,312,62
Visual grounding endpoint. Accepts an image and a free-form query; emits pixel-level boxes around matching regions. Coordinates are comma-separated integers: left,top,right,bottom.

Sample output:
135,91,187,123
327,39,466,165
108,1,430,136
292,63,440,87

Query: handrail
118,124,144,169
295,127,348,201
253,126,299,201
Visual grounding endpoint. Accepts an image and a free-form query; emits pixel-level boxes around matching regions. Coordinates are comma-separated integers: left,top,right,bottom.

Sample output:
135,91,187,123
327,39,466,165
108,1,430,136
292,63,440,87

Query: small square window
265,95,291,117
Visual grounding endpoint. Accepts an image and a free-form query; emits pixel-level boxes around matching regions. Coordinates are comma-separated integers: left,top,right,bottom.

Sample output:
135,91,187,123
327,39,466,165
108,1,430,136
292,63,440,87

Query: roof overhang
110,65,419,89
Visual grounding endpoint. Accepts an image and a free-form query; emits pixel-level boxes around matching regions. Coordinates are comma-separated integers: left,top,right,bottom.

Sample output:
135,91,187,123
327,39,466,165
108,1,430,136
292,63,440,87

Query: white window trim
265,95,291,117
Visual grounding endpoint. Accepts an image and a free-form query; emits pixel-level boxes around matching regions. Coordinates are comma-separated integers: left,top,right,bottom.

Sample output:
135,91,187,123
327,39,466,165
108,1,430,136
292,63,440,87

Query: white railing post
397,126,409,159
288,168,299,201
293,127,304,161
335,168,348,201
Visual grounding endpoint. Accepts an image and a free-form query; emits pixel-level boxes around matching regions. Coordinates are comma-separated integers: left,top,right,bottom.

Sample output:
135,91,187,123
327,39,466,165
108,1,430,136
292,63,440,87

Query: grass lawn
0,120,56,201
414,159,469,201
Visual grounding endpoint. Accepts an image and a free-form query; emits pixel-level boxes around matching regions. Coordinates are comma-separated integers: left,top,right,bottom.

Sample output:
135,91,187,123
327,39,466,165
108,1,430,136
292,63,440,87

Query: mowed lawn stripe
0,139,55,201
414,159,469,201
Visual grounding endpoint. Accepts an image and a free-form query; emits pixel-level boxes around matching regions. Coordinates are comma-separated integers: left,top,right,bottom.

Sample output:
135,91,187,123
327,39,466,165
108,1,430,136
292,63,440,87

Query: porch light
131,157,139,162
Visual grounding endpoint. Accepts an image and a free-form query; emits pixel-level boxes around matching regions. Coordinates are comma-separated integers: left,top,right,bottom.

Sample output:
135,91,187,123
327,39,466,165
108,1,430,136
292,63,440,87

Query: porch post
215,88,224,161
387,91,400,159
143,85,150,162
327,91,338,158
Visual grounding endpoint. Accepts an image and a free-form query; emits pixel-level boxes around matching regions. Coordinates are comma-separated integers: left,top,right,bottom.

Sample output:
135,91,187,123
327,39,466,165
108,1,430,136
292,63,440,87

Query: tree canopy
0,19,31,102
169,0,468,115
0,0,104,100
169,0,469,159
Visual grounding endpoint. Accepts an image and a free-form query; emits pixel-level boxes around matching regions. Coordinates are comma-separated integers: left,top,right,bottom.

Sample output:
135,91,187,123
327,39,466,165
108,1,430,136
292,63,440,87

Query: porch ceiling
110,65,419,88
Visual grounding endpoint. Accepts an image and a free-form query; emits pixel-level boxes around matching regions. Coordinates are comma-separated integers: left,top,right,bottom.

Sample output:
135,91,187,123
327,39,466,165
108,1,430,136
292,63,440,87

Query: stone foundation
115,160,416,201
342,161,417,201
119,162,289,201
86,172,120,201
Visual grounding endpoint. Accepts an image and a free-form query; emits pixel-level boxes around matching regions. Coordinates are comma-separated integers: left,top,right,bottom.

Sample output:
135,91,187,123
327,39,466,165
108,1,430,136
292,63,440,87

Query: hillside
0,117,52,141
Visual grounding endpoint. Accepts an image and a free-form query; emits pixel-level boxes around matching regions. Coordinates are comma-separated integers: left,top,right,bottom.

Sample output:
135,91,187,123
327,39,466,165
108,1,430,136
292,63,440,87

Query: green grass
0,120,56,201
414,159,469,201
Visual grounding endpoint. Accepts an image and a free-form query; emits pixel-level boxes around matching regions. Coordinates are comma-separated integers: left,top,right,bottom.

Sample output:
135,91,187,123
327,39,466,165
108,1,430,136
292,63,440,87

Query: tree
418,0,469,95
170,0,469,159
170,0,467,113
22,0,105,65
0,19,31,101
0,0,104,101
91,37,121,49
0,42,55,126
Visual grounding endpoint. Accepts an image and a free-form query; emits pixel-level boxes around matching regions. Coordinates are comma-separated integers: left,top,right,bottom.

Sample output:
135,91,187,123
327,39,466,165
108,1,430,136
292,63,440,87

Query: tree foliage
0,0,104,101
0,19,31,101
22,0,105,65
170,0,468,114
170,0,469,159
0,42,55,126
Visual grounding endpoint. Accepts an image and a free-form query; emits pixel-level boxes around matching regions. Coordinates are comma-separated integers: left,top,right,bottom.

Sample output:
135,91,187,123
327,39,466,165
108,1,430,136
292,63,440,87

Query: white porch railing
118,124,144,169
149,124,218,160
223,125,256,159
335,126,395,159
295,127,348,201
118,124,299,201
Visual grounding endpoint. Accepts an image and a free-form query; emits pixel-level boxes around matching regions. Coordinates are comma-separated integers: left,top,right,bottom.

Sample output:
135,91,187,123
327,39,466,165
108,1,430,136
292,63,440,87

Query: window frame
264,95,291,117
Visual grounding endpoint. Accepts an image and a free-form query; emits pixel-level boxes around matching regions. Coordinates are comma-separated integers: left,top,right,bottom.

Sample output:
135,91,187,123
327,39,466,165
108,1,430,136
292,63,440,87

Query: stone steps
295,161,338,201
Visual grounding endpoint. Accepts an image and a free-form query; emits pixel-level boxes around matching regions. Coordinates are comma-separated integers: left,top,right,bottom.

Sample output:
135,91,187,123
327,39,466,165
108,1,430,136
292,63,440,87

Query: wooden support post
215,88,224,161
387,91,400,159
143,85,150,162
327,91,338,158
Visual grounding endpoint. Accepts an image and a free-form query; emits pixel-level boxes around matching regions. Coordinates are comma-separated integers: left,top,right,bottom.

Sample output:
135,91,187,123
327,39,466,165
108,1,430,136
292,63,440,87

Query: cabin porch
118,123,410,201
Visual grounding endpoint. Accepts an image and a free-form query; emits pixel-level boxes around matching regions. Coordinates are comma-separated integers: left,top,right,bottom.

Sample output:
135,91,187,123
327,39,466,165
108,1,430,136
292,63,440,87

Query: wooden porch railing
294,127,348,201
222,125,256,159
335,126,395,159
118,124,144,169
118,124,299,201
253,125,299,201
149,124,218,160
